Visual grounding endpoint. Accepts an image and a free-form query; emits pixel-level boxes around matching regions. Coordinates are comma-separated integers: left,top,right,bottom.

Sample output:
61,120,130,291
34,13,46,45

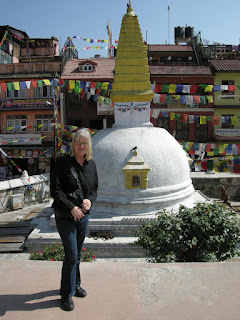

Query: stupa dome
92,127,195,216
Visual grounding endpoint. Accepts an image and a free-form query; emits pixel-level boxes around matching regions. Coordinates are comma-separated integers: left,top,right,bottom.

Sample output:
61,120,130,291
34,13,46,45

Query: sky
1,0,240,59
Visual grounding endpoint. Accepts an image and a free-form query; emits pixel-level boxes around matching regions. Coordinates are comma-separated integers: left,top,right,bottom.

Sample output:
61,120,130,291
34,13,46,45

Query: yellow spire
110,2,154,102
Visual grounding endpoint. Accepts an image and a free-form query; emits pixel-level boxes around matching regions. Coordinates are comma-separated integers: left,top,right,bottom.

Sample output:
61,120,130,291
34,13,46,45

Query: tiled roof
148,45,193,52
150,65,213,76
61,58,115,80
210,59,240,71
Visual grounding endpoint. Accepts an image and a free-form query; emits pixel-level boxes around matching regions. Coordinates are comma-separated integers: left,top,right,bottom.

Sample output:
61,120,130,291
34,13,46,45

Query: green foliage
29,243,95,262
135,202,240,263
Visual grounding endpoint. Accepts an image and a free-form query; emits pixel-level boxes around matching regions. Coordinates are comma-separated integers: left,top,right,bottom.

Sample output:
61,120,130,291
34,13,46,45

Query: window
7,115,27,133
6,88,26,99
35,114,53,132
34,85,53,98
157,117,170,131
195,118,208,142
222,114,234,129
176,120,189,140
79,63,96,72
222,80,234,99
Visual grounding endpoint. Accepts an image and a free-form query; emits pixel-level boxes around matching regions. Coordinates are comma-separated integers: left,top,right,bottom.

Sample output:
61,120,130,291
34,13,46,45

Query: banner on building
97,102,114,115
215,128,240,141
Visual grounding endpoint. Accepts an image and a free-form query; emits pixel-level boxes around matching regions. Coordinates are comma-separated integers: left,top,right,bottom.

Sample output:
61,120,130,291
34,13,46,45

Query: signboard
215,128,240,141
0,98,53,109
0,134,43,145
97,102,114,115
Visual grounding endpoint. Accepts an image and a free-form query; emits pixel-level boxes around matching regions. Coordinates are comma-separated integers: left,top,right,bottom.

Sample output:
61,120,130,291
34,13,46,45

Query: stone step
50,214,156,237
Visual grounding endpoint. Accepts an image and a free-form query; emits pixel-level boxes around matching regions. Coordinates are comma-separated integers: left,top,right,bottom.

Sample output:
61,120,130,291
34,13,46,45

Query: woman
52,128,98,311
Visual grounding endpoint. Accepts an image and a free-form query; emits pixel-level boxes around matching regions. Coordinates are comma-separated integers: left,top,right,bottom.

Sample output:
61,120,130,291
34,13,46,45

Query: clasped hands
71,199,91,221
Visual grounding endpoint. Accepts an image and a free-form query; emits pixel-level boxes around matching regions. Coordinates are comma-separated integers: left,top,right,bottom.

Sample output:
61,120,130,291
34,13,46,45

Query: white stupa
91,1,202,216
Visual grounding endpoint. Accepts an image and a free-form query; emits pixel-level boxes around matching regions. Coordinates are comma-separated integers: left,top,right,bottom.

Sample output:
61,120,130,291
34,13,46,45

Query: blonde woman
52,128,98,311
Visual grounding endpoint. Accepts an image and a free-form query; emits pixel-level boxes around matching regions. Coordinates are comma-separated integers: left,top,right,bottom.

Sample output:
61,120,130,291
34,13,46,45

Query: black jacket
51,156,98,218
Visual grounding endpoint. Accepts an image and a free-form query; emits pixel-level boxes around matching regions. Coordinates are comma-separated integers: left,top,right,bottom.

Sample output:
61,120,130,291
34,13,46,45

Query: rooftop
148,44,193,52
210,59,240,71
61,58,115,80
150,65,213,76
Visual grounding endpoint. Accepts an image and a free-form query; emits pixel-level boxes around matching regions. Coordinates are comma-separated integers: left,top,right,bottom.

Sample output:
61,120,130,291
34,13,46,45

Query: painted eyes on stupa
117,107,131,112
117,107,147,112
134,107,146,112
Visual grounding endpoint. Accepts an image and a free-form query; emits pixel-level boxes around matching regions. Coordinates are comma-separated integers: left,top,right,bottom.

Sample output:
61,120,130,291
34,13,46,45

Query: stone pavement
0,258,240,320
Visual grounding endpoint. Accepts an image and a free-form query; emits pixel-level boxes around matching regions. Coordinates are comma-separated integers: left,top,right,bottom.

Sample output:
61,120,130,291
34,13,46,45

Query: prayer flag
161,84,169,93
213,85,221,92
37,80,43,87
43,79,51,86
176,84,183,93
206,96,213,103
13,82,20,90
169,84,176,93
69,80,75,90
204,85,213,92
200,116,207,125
190,85,198,94
160,94,166,103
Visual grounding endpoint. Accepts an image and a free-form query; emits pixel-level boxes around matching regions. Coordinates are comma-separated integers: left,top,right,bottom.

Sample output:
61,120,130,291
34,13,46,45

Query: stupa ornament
110,0,154,127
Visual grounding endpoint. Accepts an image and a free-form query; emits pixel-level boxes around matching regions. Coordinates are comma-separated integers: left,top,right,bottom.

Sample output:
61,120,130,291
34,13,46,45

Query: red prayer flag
90,82,97,88
154,84,162,93
31,80,38,88
59,79,64,85
233,164,240,173
212,116,219,125
181,114,188,123
190,85,198,94
193,95,201,103
0,83,7,91
201,160,208,171
228,85,236,92
160,94,166,103
188,149,195,155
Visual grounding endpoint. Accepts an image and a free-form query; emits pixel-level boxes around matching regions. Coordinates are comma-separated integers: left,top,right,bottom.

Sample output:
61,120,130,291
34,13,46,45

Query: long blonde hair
70,128,93,160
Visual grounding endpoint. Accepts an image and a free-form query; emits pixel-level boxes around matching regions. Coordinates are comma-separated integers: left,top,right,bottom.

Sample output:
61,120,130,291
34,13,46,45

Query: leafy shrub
135,202,240,263
29,243,95,262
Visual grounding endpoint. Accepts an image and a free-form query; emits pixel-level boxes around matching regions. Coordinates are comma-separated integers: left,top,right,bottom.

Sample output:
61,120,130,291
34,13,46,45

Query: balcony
0,61,61,76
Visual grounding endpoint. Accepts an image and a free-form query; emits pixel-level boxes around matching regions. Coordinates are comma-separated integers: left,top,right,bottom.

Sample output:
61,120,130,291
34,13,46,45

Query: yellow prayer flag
206,96,213,103
170,113,175,120
219,145,225,154
13,82,20,90
231,116,237,125
169,84,176,93
98,95,105,103
207,151,214,156
173,95,180,100
200,116,207,124
69,80,76,90
204,85,213,92
43,79,51,85
101,82,109,90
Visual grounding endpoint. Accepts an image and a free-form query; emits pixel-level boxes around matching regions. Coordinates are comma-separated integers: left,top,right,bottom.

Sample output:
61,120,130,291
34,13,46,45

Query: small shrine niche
122,147,150,190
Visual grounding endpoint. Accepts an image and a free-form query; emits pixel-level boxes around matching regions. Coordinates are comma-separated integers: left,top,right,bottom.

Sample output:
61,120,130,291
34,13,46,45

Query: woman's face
74,136,89,158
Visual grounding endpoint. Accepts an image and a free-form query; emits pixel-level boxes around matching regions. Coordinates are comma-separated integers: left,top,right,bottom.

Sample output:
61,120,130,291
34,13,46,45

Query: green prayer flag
175,113,181,121
75,81,80,93
200,96,206,104
165,95,173,104
96,82,102,89
7,82,14,91
161,84,169,93
37,80,43,87
199,84,207,90
206,116,212,122
207,160,213,170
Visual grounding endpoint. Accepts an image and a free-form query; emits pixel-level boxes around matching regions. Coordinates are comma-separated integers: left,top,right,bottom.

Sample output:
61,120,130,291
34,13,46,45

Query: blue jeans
55,214,89,299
